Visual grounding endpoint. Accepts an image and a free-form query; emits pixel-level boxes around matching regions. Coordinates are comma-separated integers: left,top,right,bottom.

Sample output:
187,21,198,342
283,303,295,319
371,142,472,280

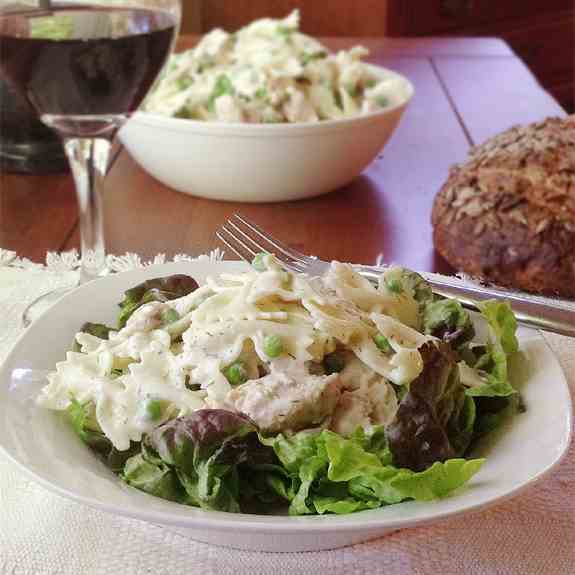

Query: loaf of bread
432,117,575,298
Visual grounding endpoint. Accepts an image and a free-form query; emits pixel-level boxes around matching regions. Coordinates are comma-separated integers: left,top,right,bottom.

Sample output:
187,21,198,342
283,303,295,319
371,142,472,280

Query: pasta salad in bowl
119,12,414,202
145,10,405,124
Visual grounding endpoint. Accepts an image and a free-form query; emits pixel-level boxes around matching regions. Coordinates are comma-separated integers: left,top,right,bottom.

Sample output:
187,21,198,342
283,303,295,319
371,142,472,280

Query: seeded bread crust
432,117,575,298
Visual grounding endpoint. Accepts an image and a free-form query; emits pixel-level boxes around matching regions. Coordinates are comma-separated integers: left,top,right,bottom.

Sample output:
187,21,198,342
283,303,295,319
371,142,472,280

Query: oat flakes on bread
432,116,575,298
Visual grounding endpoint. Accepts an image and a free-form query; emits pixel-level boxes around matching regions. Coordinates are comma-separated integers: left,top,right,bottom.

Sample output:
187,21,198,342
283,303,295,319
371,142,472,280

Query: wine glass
0,0,181,324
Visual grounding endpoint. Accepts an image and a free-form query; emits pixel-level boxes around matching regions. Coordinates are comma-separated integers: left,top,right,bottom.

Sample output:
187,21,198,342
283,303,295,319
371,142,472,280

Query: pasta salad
144,11,405,123
37,256,522,515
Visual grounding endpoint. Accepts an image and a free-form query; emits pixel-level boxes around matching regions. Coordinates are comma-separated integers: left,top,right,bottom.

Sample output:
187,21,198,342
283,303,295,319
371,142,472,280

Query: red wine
0,5,176,133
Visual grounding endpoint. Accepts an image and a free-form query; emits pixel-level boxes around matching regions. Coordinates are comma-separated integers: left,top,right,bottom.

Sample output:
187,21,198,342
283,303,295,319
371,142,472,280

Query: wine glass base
21,287,73,328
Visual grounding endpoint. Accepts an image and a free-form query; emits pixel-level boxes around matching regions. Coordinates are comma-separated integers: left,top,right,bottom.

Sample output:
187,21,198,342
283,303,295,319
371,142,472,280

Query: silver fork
216,214,575,337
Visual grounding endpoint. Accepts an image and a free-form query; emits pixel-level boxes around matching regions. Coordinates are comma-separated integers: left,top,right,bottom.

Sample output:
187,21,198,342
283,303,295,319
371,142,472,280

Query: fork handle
354,266,575,338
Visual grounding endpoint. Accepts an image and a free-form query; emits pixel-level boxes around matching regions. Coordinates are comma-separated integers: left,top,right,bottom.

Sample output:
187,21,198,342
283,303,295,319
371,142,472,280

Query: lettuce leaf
386,458,484,500
72,322,114,352
479,300,518,355
465,300,518,398
423,298,475,348
397,269,434,304
67,398,138,473
386,342,474,471
324,430,383,481
313,496,378,514
262,426,483,515
117,274,199,328
124,410,276,512
123,453,183,502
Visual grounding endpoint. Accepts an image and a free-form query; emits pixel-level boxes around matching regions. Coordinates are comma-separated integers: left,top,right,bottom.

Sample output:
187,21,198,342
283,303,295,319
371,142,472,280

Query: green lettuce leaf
387,458,484,500
117,274,199,328
263,426,483,515
123,453,183,502
313,496,378,514
479,300,518,355
347,458,484,504
423,298,475,348
472,395,522,437
238,463,294,510
465,300,518,398
72,322,114,352
323,430,383,481
398,269,434,304
130,409,277,513
67,397,138,473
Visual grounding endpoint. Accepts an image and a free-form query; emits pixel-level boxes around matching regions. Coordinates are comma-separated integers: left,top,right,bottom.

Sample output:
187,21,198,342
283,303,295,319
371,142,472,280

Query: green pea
374,333,392,353
263,335,283,358
386,278,403,294
224,362,248,386
254,87,268,99
176,76,193,90
375,95,389,108
252,252,269,272
323,352,345,374
174,107,193,119
345,83,359,97
145,399,163,421
162,308,180,325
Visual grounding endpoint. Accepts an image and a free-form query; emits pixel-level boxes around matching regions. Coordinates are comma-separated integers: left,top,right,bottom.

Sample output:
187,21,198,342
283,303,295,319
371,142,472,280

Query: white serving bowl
0,261,571,552
119,65,414,202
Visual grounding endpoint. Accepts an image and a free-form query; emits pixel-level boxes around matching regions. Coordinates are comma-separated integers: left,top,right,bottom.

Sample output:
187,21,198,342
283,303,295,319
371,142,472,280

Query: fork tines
216,214,310,273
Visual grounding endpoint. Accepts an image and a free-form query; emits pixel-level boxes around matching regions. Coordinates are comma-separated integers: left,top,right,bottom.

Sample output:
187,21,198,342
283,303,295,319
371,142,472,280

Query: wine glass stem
63,137,112,283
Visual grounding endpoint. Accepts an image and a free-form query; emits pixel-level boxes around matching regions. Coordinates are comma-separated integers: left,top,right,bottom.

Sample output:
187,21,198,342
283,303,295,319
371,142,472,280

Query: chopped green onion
224,362,248,386
263,335,283,358
373,333,392,353
345,83,359,98
176,76,193,90
207,74,234,112
386,278,403,294
323,352,345,374
145,399,163,421
254,87,268,99
161,308,180,325
301,50,327,65
252,253,269,272
174,107,193,119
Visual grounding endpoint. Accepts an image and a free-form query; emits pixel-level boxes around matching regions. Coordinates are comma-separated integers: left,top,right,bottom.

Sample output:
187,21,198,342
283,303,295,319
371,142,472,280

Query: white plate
0,261,571,552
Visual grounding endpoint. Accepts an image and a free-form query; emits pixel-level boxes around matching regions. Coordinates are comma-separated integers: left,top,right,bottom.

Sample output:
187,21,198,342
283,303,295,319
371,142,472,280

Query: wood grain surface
0,37,566,271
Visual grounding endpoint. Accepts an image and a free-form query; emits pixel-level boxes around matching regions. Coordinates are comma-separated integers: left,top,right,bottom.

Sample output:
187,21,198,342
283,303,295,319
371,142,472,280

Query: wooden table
0,37,565,271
